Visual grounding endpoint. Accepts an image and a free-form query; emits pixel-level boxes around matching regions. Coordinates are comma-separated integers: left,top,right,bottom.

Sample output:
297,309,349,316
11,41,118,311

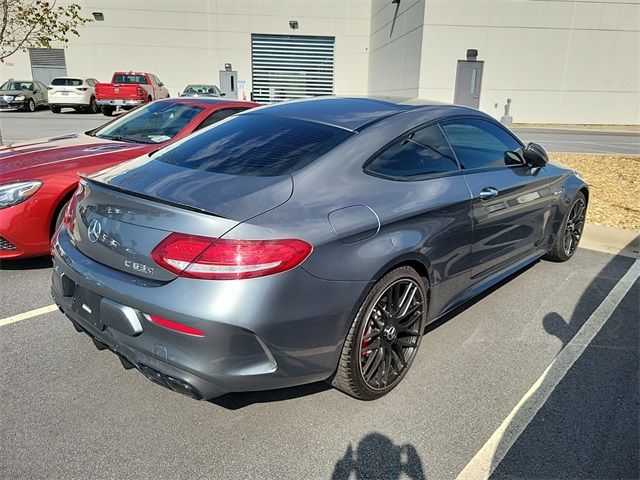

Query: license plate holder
72,287,103,330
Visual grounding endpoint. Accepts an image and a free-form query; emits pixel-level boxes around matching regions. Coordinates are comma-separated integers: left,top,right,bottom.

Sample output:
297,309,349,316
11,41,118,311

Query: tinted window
92,102,204,144
194,108,247,131
52,78,82,86
365,124,459,179
441,118,521,170
157,115,353,177
113,74,148,84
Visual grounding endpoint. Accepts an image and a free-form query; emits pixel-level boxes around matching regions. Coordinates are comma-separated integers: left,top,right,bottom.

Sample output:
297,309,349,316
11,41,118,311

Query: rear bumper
96,99,144,107
51,228,369,400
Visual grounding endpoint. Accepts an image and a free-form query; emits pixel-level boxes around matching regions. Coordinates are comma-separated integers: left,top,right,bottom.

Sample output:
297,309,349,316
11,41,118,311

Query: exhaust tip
138,363,202,400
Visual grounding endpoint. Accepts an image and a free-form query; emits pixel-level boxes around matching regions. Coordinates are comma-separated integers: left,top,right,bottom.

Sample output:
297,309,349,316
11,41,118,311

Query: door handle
479,187,499,201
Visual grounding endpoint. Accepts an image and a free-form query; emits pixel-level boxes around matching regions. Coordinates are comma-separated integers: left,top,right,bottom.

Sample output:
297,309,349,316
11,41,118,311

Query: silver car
51,97,588,401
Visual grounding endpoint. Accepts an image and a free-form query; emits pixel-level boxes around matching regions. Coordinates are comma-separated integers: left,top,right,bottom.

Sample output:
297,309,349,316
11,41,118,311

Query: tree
0,0,91,63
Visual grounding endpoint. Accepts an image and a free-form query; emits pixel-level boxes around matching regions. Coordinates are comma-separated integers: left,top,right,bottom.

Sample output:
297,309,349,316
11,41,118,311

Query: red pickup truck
95,71,170,116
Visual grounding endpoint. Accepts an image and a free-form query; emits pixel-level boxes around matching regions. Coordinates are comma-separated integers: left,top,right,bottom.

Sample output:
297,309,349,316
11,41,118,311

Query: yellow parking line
0,304,58,327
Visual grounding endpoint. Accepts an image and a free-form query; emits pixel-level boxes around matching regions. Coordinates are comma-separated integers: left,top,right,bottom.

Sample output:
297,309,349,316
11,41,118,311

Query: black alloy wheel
333,266,427,400
544,191,587,262
563,197,586,256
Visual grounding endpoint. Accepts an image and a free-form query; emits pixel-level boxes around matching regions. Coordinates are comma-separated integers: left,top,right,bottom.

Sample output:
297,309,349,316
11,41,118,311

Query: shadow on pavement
489,241,639,479
0,256,52,271
332,433,426,480
210,381,330,410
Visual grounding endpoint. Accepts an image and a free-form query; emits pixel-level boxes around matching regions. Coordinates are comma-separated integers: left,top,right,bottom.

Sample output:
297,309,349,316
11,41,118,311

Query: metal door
463,166,552,279
453,60,483,109
29,48,67,85
219,70,238,99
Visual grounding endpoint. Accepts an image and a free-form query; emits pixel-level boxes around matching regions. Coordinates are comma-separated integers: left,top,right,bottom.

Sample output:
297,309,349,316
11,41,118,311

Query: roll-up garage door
29,48,67,85
251,34,335,103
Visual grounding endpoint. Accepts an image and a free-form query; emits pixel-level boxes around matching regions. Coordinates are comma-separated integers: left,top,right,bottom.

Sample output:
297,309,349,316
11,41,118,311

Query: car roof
154,97,258,109
247,96,452,131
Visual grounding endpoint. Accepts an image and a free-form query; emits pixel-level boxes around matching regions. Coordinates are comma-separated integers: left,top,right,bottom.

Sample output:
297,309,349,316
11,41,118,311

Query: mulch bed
550,153,640,231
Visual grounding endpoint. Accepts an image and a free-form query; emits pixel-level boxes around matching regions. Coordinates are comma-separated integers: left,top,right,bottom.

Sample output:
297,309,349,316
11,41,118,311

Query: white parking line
0,304,58,327
456,258,640,480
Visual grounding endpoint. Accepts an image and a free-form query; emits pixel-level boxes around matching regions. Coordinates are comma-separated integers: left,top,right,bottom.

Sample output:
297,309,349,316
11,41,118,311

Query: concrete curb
581,224,639,258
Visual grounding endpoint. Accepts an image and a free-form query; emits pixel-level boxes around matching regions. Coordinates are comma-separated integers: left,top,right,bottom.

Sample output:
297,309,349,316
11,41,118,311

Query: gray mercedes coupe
51,97,588,401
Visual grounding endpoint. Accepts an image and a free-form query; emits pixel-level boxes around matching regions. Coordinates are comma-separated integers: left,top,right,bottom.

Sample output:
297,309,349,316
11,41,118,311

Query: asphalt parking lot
1,108,639,479
1,248,638,479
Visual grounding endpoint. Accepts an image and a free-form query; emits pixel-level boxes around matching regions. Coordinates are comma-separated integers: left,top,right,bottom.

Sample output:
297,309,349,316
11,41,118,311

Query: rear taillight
137,86,143,96
76,87,88,91
145,314,205,337
150,233,312,280
63,183,85,234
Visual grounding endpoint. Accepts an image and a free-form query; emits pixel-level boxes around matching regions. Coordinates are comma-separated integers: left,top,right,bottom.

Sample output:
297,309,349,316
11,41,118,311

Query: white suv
48,77,99,113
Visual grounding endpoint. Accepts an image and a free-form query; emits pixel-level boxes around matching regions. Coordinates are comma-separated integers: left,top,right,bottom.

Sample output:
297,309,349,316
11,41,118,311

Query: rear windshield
113,74,148,84
156,114,354,177
52,78,82,86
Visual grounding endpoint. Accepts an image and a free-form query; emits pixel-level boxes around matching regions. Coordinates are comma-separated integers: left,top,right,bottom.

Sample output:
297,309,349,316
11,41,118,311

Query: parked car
0,98,257,259
180,84,224,97
48,77,100,113
51,97,589,401
95,72,170,116
0,80,48,111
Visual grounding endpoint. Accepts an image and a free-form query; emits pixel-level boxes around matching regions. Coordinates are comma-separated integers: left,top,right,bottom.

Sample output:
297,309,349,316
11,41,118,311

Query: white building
2,0,639,124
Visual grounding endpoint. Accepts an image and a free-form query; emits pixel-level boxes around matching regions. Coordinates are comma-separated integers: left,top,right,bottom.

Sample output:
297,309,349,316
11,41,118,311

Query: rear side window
365,124,459,179
52,78,83,86
157,115,353,177
113,74,148,84
194,108,247,131
441,118,521,170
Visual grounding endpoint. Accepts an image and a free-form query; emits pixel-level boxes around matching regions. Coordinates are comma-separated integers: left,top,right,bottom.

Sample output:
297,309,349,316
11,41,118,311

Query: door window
440,118,522,170
365,124,460,180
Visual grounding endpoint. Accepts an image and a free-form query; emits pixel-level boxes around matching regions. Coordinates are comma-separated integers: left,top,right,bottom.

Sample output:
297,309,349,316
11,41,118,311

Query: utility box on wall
219,70,238,99
453,49,484,109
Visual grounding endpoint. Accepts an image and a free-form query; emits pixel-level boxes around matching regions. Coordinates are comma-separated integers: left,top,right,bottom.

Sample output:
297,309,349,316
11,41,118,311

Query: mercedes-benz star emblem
87,219,102,243
383,325,397,341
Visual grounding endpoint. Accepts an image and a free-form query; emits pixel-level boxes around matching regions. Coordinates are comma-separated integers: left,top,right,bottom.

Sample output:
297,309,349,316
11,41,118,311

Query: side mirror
158,82,164,87
523,142,548,168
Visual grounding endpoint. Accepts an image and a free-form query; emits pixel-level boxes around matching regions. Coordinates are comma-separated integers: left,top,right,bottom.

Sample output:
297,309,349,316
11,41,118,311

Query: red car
95,71,171,116
0,98,258,259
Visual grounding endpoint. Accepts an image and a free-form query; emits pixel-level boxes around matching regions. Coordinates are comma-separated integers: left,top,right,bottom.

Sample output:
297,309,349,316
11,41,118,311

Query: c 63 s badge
124,260,154,275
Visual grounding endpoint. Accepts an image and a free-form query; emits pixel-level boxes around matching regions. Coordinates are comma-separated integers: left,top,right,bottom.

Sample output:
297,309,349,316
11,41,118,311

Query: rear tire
332,266,427,400
50,105,61,113
101,105,115,116
86,97,98,114
544,192,587,262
